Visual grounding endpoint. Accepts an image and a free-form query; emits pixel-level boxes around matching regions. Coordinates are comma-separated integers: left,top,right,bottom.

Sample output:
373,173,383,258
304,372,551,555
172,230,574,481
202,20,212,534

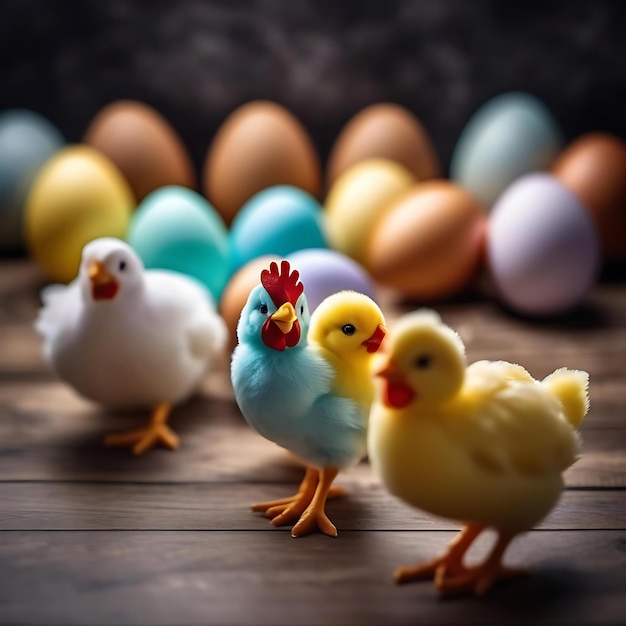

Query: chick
231,261,378,537
308,291,387,414
368,310,589,597
36,237,227,455
251,290,387,520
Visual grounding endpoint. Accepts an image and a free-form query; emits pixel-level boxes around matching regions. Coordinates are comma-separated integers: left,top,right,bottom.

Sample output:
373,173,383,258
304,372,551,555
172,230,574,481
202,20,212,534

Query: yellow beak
271,302,297,334
88,260,113,285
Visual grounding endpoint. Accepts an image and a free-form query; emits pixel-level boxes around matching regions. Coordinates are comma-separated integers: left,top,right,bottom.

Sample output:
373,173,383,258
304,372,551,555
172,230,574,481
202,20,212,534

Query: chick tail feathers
35,284,68,337
188,315,228,360
543,368,590,429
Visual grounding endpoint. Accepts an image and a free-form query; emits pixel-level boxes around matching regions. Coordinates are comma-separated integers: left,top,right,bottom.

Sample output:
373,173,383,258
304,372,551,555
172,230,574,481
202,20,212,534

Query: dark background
1,0,625,176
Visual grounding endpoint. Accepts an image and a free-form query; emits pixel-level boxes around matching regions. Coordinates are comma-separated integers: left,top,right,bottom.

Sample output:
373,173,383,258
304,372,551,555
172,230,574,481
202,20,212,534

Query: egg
0,109,65,253
325,159,415,264
367,181,486,300
25,145,133,282
487,174,600,316
204,101,321,225
84,100,196,202
128,186,229,301
451,92,563,209
552,133,626,261
287,248,376,312
326,103,440,187
219,254,281,349
229,185,326,272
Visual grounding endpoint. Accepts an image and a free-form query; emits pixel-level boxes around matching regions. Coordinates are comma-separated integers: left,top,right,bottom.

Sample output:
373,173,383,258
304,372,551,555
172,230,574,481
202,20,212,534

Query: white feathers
35,238,227,408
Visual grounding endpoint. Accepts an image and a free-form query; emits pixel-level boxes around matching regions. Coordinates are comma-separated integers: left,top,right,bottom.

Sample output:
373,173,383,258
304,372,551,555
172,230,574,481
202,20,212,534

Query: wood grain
0,530,624,625
0,482,623,531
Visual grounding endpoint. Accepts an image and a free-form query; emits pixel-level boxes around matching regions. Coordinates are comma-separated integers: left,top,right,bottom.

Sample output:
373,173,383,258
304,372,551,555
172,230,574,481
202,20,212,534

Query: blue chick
231,260,365,537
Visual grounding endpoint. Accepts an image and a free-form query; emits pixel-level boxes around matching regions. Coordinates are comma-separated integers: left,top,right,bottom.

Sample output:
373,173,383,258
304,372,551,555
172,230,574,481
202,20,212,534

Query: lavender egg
487,173,600,316
287,248,375,312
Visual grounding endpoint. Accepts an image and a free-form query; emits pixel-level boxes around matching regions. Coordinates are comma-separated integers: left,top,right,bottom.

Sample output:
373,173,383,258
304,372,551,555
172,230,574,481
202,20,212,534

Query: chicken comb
260,260,304,307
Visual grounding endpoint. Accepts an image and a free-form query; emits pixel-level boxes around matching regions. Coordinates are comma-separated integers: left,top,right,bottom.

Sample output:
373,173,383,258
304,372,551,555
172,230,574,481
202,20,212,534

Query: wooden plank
0,482,623,532
0,381,623,486
0,530,623,625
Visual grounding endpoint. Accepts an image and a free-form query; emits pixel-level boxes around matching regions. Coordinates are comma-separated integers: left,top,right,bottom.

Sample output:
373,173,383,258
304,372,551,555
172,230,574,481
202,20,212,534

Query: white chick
36,237,227,454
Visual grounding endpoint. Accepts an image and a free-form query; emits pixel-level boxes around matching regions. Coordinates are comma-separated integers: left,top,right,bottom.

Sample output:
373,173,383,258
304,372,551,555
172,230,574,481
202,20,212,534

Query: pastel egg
451,92,563,209
552,133,626,261
0,109,65,252
128,186,229,301
327,103,440,186
325,159,415,264
229,185,326,272
367,181,486,300
84,100,196,202
287,248,375,312
25,145,133,282
204,101,321,224
487,174,600,316
219,255,281,349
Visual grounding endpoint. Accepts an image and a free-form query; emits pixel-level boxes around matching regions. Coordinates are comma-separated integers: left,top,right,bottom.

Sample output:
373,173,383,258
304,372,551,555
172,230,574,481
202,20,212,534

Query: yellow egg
25,145,134,282
324,159,414,265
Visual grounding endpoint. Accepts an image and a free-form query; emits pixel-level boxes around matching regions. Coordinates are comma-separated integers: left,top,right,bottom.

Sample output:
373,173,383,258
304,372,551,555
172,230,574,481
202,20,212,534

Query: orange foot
291,466,340,538
436,562,528,598
105,403,177,455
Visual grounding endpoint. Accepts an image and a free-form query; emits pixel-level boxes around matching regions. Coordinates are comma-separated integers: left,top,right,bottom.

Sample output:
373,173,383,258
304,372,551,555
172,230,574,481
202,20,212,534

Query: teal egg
0,109,65,253
229,185,327,272
450,92,563,209
128,186,230,300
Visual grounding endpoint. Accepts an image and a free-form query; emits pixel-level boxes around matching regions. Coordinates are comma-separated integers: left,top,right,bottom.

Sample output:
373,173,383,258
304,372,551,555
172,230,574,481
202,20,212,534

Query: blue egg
0,109,65,252
229,185,327,272
128,186,230,301
450,92,563,209
287,248,376,311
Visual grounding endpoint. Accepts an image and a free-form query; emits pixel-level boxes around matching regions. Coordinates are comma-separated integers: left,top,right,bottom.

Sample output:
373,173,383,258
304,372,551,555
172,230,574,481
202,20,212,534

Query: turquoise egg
450,92,563,209
0,109,65,253
229,185,327,272
128,186,230,300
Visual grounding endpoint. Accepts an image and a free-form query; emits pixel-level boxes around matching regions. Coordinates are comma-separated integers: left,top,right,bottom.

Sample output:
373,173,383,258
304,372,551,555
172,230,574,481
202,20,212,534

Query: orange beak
88,261,119,301
270,302,297,334
376,358,417,409
362,324,387,353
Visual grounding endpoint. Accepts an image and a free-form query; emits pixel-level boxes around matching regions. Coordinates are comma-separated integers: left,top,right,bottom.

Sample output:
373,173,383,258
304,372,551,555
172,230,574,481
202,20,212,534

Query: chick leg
265,467,320,527
104,403,179,455
291,466,340,538
395,524,483,584
252,473,346,516
436,531,527,598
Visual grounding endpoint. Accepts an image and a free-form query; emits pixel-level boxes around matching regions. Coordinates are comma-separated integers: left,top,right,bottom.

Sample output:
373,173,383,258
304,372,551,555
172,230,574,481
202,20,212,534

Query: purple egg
487,173,600,316
286,248,376,311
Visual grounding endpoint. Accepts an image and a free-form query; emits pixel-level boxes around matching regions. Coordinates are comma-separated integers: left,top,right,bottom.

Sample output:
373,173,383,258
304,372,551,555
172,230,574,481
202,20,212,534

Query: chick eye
415,355,431,369
259,303,268,315
300,306,304,314
342,324,356,336
119,260,127,272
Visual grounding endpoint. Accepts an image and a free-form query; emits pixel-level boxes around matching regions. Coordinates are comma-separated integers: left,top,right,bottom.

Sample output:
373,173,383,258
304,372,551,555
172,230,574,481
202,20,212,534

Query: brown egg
204,101,321,225
84,100,196,202
219,255,281,349
552,133,626,261
327,103,440,187
367,181,486,300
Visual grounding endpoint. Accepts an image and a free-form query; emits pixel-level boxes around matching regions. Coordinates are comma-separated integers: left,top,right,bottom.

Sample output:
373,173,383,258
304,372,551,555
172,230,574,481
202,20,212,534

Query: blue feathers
231,276,367,470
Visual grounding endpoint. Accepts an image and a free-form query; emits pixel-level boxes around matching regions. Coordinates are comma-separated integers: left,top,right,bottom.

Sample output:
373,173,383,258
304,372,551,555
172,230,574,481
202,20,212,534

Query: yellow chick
308,291,387,414
368,310,589,597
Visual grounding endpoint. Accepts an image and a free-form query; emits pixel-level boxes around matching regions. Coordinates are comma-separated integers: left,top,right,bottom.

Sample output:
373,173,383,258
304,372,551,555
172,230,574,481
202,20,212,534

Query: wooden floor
0,260,625,625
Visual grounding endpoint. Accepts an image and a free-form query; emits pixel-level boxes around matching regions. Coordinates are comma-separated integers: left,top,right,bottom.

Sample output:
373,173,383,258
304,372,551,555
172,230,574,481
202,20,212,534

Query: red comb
260,260,304,308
